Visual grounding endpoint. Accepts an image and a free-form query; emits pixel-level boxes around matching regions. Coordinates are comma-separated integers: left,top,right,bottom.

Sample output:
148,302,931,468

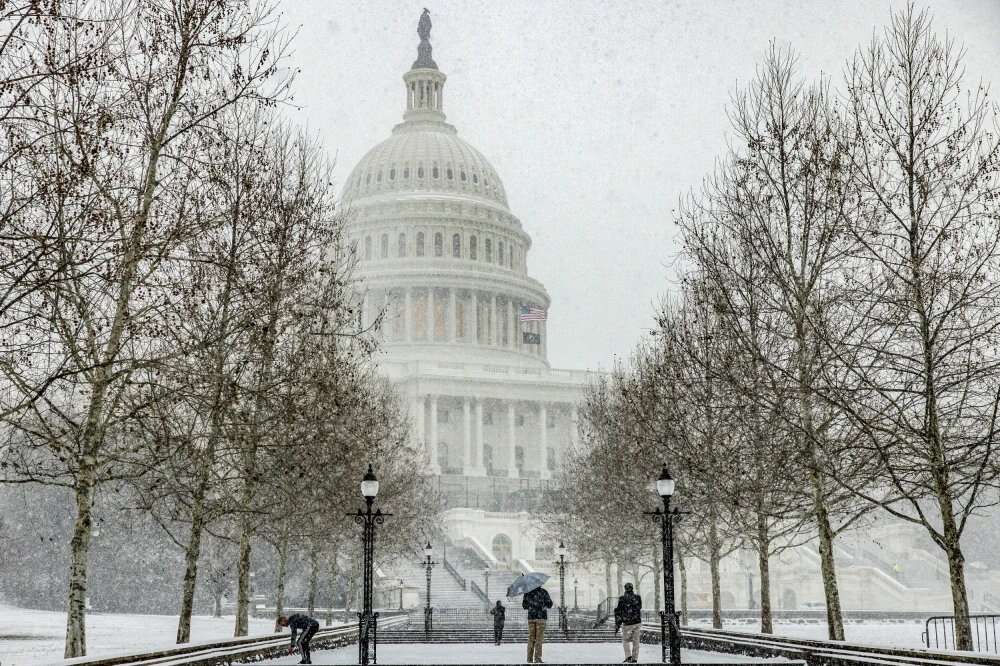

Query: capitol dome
343,124,509,208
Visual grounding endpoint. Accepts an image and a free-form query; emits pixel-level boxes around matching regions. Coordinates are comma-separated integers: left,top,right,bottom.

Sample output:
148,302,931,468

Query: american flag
519,304,547,321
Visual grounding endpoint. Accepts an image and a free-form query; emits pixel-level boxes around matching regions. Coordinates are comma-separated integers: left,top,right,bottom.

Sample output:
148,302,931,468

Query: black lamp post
573,578,579,611
645,465,684,666
399,579,405,610
349,464,389,666
423,542,437,633
484,569,490,604
556,541,568,634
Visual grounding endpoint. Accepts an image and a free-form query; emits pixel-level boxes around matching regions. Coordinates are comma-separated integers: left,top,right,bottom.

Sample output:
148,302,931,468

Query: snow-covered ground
693,618,927,649
261,643,789,664
0,604,280,666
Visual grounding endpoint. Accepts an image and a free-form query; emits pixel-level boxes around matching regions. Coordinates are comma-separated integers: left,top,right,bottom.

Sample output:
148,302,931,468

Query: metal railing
407,606,596,629
470,579,489,603
442,556,467,590
923,614,1000,653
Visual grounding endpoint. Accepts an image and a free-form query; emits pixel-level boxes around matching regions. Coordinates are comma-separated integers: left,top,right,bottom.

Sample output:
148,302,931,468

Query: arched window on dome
416,232,425,257
434,232,443,257
403,165,410,179
380,234,389,259
446,167,453,180
452,233,461,258
365,172,371,185
417,165,424,178
485,238,492,263
398,233,406,258
389,166,396,181
460,170,467,182
432,165,439,179
472,173,479,184
498,241,505,266
470,236,478,260
364,236,372,260
376,170,382,183
509,246,514,268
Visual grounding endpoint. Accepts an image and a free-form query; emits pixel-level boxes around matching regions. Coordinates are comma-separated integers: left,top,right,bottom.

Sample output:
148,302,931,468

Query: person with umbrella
508,571,553,663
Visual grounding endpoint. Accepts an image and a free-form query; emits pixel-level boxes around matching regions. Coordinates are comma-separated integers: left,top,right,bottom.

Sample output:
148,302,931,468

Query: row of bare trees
558,6,1000,650
0,0,436,657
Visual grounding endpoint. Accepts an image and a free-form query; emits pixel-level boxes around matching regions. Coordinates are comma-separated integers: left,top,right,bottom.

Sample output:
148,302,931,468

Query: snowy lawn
262,643,791,664
700,618,927,649
0,604,285,666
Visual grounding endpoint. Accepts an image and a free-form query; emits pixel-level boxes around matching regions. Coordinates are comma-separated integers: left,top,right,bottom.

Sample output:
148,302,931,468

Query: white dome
342,122,509,208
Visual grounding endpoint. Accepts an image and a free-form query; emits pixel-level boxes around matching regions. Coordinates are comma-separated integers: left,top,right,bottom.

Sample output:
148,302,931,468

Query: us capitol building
343,12,593,568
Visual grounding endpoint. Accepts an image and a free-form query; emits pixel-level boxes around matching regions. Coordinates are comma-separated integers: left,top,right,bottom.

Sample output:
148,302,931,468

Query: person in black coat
277,613,319,664
522,585,553,663
489,600,506,645
614,583,643,663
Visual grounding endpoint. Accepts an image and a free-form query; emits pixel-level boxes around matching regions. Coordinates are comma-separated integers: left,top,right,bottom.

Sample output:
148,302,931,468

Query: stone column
541,320,548,359
449,288,457,343
506,402,518,478
490,293,497,346
508,299,516,350
404,288,412,342
470,291,479,344
475,400,485,475
426,287,435,342
463,397,473,474
429,395,440,473
539,403,550,480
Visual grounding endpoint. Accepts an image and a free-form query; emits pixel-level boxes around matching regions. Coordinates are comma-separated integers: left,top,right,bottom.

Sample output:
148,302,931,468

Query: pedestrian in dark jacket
522,585,553,663
614,583,643,663
277,613,319,664
489,600,506,645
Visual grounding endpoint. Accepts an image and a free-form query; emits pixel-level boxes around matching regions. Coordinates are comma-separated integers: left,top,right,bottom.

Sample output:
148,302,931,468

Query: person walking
277,613,320,665
489,600,506,645
523,584,553,663
614,582,643,663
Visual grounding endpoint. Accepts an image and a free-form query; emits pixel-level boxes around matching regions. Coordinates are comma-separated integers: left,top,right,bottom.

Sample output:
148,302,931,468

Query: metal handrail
470,579,489,603
442,556,467,590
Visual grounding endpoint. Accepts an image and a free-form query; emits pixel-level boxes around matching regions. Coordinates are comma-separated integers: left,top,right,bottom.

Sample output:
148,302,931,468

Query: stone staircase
378,627,618,644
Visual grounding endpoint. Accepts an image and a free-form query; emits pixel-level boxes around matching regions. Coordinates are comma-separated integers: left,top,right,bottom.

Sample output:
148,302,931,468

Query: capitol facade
343,15,593,567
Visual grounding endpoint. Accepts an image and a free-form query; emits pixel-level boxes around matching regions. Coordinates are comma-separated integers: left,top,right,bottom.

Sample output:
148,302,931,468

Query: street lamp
484,569,491,604
423,542,437,633
399,579,405,610
556,541,568,634
573,578,579,611
645,465,685,666
348,464,390,666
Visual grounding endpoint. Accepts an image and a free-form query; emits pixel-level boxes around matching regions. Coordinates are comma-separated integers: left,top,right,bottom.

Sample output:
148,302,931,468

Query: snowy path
0,604,281,666
698,619,927,649
261,643,789,664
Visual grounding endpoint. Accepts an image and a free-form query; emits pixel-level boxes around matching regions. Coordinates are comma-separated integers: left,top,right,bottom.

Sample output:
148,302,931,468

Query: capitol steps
376,628,620,644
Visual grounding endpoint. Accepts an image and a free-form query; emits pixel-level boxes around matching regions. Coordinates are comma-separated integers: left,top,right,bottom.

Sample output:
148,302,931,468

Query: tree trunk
652,542,662,612
234,519,252,636
64,469,96,658
176,493,208,643
326,556,337,626
757,518,773,634
214,592,223,618
616,562,624,596
709,517,722,629
677,551,688,625
307,545,319,614
274,532,289,632
941,511,972,649
604,559,613,603
812,468,844,640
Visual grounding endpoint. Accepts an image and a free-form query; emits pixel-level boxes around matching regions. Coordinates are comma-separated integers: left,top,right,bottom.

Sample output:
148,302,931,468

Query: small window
376,170,382,183
404,166,410,179
483,411,493,425
434,233,443,257
473,173,479,184
485,239,492,263
432,165,439,179
470,236,478,260
398,233,406,258
365,172,371,185
416,232,425,257
516,414,525,427
452,233,461,258
509,248,514,268
498,241,505,265
460,171,467,182
389,167,396,181
418,165,424,178
380,234,389,259
447,167,453,180
365,236,372,260
547,448,556,471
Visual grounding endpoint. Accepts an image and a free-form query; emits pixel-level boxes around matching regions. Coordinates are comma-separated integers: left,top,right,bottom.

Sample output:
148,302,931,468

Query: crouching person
277,613,319,664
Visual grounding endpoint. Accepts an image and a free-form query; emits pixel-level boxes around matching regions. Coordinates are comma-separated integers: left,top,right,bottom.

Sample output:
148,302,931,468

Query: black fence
407,607,597,629
923,614,1000,653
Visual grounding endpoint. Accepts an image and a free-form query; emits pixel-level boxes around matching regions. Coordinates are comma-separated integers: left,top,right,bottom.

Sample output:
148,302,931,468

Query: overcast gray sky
277,0,1000,372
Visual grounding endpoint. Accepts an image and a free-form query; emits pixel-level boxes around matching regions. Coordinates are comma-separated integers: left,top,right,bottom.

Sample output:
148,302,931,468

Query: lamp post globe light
556,541,568,634
348,464,390,666
423,542,437,633
644,465,685,666
573,577,579,611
